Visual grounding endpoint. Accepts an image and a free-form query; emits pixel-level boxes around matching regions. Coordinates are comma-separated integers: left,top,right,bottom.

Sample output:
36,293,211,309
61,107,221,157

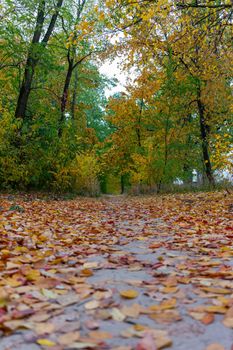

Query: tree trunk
58,49,92,137
15,0,63,120
71,68,78,120
15,0,45,119
58,60,74,137
120,175,125,194
15,56,38,118
197,90,215,185
136,97,143,147
157,115,169,193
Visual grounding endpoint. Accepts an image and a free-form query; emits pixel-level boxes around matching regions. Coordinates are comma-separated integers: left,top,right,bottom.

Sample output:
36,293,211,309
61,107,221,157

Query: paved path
0,193,232,350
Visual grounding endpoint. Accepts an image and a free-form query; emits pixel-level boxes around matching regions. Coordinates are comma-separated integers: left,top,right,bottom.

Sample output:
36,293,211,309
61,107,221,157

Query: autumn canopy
0,0,232,193
0,1,233,349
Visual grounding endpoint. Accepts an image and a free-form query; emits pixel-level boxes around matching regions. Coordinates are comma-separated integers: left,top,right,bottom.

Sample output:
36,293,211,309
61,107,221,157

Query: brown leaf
201,313,215,325
205,344,225,350
34,322,55,335
150,310,181,323
223,317,233,328
135,333,157,350
84,300,100,310
58,332,80,345
89,331,112,339
121,304,141,318
57,294,80,307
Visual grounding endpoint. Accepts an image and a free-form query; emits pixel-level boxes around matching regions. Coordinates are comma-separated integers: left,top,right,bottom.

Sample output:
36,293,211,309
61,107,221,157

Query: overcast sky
99,58,127,97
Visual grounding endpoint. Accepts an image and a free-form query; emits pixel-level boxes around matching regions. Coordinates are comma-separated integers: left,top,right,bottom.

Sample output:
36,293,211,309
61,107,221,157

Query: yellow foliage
211,134,233,171
0,104,29,186
71,151,101,195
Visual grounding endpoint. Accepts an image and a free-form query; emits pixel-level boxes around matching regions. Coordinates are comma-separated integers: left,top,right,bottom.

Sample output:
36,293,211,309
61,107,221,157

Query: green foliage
0,0,232,194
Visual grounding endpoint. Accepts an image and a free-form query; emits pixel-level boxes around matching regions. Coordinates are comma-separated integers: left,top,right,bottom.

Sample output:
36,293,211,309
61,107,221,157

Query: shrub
71,150,101,196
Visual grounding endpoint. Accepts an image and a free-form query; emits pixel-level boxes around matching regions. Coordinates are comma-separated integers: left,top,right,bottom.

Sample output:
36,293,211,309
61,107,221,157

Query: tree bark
60,59,74,125
15,0,63,120
157,114,169,193
197,89,215,185
58,57,75,137
58,52,92,137
120,175,125,194
15,56,38,119
71,69,78,120
136,98,143,148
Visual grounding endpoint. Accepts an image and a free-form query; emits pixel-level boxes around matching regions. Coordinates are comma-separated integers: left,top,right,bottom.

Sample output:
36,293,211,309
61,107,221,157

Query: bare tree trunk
157,113,169,193
197,88,215,185
59,59,74,136
136,98,143,147
71,69,78,120
15,56,38,118
15,0,45,118
15,0,63,120
58,52,91,137
120,175,125,194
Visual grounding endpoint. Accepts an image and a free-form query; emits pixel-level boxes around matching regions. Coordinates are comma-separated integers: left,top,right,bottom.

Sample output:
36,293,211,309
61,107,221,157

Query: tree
104,0,232,185
15,0,63,120
0,0,231,191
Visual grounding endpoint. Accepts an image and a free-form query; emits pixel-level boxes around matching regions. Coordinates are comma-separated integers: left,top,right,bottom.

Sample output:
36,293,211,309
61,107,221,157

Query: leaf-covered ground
0,192,232,350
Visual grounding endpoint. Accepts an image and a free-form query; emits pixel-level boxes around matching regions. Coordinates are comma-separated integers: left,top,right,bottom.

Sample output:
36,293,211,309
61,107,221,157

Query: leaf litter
0,191,232,349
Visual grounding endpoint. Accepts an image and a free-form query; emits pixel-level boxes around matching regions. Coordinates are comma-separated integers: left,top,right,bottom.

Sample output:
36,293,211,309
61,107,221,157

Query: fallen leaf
149,330,172,349
80,268,93,277
37,338,56,346
135,332,157,350
150,310,181,323
57,294,80,307
34,322,55,335
89,331,112,339
29,312,50,323
223,317,233,328
58,332,80,345
66,342,97,349
201,313,215,325
205,306,227,314
111,307,126,321
162,286,178,294
205,344,225,350
201,287,231,294
121,304,141,318
84,320,99,330
149,298,177,311
84,300,100,310
3,320,33,331
120,289,139,299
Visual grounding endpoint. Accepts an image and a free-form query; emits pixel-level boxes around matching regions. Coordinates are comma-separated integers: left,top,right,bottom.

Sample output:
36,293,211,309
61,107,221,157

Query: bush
71,151,101,196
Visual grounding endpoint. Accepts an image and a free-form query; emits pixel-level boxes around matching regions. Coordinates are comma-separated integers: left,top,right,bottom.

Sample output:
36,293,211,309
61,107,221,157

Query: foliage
71,150,102,195
0,0,232,193
0,191,232,347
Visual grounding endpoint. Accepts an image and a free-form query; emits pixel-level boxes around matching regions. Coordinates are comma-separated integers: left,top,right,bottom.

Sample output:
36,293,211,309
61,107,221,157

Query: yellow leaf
120,289,139,299
80,268,93,277
134,324,146,331
162,286,178,294
205,306,227,314
201,287,231,294
25,269,41,281
37,339,56,346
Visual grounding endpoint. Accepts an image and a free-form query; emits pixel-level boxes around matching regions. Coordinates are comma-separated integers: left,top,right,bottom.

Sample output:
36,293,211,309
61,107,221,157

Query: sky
99,58,127,97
